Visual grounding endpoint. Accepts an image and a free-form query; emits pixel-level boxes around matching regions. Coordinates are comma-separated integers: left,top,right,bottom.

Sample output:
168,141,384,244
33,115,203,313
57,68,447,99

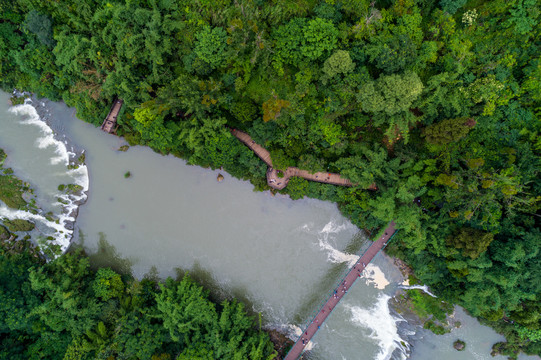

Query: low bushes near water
2,218,35,232
0,169,32,209
0,148,35,210
57,183,83,195
393,277,455,336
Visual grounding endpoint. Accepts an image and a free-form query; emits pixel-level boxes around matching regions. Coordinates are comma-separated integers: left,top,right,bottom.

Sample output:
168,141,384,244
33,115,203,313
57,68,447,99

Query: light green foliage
357,71,423,139
273,17,338,66
322,50,355,79
194,26,228,69
0,167,32,209
285,177,309,200
407,289,453,322
92,268,124,301
300,18,338,61
156,277,216,344
359,71,423,116
516,325,541,342
2,219,35,232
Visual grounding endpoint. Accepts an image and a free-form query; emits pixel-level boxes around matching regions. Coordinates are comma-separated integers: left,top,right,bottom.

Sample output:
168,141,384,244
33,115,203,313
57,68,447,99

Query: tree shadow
71,230,134,276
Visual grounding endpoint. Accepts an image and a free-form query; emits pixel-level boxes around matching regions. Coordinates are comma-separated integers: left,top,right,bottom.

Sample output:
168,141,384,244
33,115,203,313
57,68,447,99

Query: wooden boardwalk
284,221,397,360
231,129,362,190
101,99,123,133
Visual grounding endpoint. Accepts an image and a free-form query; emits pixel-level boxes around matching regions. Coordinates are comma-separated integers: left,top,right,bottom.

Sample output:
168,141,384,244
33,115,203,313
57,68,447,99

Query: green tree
195,26,228,69
92,268,124,301
24,10,55,47
322,50,355,81
439,0,467,15
422,117,475,146
446,228,495,259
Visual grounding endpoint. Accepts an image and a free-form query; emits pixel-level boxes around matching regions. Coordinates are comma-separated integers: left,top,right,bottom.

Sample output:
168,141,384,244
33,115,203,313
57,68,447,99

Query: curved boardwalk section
231,129,354,190
101,98,123,133
284,221,397,360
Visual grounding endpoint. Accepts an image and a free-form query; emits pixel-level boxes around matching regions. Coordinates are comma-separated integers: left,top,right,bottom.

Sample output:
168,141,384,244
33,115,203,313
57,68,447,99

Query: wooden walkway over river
231,129,370,190
101,99,123,133
284,221,397,360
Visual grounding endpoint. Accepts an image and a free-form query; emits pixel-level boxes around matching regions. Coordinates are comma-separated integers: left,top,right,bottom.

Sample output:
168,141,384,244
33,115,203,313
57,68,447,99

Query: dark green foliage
24,11,55,47
439,0,467,15
446,228,494,260
0,152,32,210
0,246,276,360
422,117,474,146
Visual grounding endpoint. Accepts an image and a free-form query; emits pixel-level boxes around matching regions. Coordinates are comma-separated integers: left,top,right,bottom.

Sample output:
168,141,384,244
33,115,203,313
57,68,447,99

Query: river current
0,91,537,360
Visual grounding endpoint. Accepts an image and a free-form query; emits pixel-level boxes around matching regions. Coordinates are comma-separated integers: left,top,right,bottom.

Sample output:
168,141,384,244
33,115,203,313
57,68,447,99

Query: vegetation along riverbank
0,241,278,359
0,0,539,358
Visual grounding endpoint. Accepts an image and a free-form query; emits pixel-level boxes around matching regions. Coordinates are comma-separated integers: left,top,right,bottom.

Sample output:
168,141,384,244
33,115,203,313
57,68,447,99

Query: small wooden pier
101,99,123,133
284,221,398,360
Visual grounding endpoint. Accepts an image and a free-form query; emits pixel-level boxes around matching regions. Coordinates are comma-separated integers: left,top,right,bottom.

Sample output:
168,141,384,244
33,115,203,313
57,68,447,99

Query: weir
283,221,398,360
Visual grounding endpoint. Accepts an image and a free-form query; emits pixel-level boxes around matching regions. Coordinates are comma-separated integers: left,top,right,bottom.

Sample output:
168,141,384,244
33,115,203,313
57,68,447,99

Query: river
0,91,537,360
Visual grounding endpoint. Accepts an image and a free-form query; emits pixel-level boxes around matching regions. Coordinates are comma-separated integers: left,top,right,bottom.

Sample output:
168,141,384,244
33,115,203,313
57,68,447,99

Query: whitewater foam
347,294,409,360
399,284,437,298
362,263,391,290
317,219,360,267
283,324,315,351
3,101,89,253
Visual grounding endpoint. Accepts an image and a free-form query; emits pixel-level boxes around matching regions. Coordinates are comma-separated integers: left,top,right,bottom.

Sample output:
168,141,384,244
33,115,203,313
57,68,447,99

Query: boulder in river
453,339,466,351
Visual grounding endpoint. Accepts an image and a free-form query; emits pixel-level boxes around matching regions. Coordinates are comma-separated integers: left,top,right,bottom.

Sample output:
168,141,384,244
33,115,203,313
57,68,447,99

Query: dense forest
0,0,539,358
0,241,276,359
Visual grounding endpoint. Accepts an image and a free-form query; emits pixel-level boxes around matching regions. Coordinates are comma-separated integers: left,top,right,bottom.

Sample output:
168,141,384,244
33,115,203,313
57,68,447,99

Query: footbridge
284,221,398,360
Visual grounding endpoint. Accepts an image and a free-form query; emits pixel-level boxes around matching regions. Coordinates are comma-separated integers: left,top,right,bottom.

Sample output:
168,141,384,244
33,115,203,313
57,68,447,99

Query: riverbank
2,94,538,360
